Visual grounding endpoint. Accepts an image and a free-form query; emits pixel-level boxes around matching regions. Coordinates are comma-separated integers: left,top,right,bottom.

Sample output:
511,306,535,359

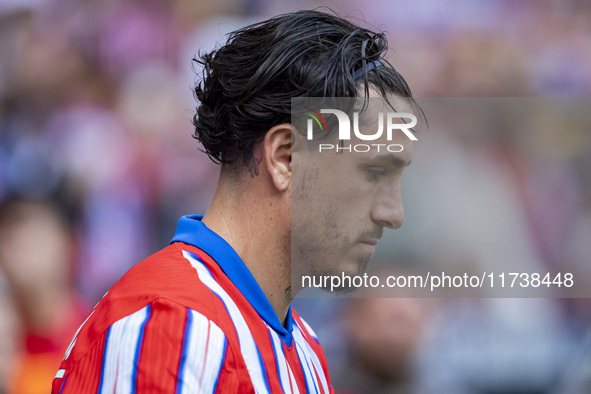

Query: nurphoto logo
305,108,418,153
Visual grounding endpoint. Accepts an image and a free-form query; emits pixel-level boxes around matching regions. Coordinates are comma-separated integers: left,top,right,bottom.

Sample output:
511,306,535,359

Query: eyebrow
370,154,412,168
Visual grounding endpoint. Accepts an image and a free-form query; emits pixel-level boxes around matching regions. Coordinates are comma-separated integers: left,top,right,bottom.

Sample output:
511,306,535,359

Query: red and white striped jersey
52,215,333,393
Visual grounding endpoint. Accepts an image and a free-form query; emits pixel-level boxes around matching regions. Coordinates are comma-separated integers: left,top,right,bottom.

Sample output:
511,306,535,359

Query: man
52,10,415,393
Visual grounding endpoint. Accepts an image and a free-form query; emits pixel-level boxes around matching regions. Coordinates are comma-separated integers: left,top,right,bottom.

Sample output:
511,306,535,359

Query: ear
263,123,292,192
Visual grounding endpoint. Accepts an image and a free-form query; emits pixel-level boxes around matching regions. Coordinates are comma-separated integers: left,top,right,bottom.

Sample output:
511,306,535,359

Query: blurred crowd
1,0,591,392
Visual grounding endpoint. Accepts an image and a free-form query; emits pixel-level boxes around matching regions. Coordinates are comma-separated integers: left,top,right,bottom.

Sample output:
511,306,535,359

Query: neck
202,175,292,325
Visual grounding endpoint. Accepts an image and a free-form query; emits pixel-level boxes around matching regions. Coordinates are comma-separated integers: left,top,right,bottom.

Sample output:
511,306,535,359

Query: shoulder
53,244,246,388
53,296,243,393
54,244,249,392
92,243,232,328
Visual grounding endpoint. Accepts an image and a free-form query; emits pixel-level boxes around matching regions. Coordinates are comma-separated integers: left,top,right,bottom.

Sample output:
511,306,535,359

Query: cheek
321,204,353,249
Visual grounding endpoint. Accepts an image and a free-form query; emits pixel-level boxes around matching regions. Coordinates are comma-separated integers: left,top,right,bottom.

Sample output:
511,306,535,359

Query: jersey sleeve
52,298,237,393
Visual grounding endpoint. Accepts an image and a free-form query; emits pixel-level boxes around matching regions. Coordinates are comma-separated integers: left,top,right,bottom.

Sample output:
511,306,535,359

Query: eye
367,167,386,179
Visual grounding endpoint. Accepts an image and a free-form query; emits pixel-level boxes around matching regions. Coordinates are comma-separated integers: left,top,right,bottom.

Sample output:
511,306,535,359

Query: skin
203,121,293,323
292,95,413,291
203,91,413,325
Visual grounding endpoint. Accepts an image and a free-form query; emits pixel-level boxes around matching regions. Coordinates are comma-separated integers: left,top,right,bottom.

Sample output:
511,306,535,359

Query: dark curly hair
192,9,415,170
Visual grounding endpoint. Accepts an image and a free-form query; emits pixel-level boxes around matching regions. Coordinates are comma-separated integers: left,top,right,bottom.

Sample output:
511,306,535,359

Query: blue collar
171,214,293,345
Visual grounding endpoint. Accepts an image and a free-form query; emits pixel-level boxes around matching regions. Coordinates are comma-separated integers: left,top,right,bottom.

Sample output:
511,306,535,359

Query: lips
360,239,379,246
359,239,378,255
358,227,383,247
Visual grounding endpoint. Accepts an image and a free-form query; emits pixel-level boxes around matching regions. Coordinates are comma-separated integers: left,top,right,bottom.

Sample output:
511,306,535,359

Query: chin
342,254,371,276
294,253,372,294
322,255,372,294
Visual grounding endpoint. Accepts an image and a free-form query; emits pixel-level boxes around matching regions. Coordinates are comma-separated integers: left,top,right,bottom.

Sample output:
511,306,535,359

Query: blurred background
1,0,590,392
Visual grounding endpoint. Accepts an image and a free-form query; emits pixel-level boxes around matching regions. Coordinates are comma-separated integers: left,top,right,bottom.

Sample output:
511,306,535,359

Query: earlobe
264,123,292,192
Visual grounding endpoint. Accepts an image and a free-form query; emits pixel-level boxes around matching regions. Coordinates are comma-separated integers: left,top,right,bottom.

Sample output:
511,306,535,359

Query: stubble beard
291,163,377,294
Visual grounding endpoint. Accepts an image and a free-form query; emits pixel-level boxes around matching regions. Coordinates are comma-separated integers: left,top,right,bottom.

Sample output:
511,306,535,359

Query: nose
370,183,405,230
